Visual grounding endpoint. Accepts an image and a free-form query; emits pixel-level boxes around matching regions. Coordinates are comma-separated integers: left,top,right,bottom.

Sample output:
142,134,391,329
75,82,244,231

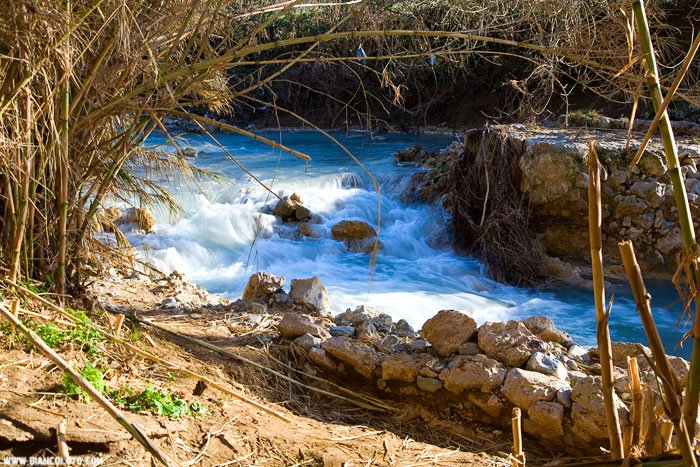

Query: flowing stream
128,129,692,358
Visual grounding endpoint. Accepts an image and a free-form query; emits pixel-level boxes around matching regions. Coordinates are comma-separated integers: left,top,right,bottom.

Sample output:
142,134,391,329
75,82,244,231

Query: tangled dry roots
448,127,545,285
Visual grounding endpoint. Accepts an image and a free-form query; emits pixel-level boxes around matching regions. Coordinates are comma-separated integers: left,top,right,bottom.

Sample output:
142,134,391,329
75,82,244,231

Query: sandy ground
0,273,553,466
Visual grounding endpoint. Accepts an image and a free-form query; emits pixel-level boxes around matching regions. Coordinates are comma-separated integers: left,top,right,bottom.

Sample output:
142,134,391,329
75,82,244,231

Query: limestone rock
501,368,561,410
377,334,406,353
416,376,443,393
331,221,380,253
125,207,156,232
381,354,419,382
335,305,393,332
272,197,296,219
308,348,337,371
528,401,565,438
421,310,477,357
571,376,629,442
522,316,572,346
299,222,322,238
656,226,682,255
356,321,379,340
330,325,355,337
629,181,666,208
289,276,330,313
294,333,321,350
393,319,416,337
638,149,668,177
321,337,381,379
526,352,567,379
94,206,122,232
478,321,546,367
468,392,504,418
519,140,588,207
567,344,591,362
610,342,650,366
242,272,285,303
439,354,506,394
278,313,329,339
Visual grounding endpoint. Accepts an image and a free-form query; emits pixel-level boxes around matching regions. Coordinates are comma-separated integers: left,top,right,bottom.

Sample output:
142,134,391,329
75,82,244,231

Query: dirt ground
0,274,559,466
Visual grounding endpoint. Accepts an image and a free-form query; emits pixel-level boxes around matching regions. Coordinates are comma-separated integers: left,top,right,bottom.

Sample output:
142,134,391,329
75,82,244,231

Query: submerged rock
94,206,122,233
331,220,381,253
272,193,312,222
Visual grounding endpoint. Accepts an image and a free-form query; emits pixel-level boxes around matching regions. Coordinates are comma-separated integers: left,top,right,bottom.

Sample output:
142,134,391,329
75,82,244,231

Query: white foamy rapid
120,129,690,357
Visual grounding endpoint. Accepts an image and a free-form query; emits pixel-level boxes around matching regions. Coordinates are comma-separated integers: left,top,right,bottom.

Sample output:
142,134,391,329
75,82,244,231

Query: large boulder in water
395,145,437,166
289,276,330,313
331,220,381,253
242,272,285,303
124,207,156,233
272,193,312,221
94,207,122,232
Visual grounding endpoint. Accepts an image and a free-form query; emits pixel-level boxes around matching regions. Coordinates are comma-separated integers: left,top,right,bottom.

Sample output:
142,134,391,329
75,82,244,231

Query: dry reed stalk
632,0,700,438
628,355,644,455
0,302,173,466
511,407,525,467
57,419,70,460
618,240,696,466
587,141,623,458
630,30,700,167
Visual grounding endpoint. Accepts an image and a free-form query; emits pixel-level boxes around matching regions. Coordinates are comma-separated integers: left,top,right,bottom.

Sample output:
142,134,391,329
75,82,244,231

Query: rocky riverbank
208,271,692,457
403,120,700,285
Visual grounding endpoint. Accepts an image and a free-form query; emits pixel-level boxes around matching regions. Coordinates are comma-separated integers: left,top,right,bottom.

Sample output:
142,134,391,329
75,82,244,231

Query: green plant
117,386,206,419
62,362,106,402
34,323,67,347
65,308,105,356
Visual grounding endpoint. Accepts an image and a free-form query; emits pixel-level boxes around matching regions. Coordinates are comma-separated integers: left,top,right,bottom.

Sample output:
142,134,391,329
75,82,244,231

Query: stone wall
403,123,700,281
241,273,692,456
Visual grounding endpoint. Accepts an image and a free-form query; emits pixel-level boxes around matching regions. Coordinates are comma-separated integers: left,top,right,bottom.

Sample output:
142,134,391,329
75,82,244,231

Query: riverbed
126,129,692,358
